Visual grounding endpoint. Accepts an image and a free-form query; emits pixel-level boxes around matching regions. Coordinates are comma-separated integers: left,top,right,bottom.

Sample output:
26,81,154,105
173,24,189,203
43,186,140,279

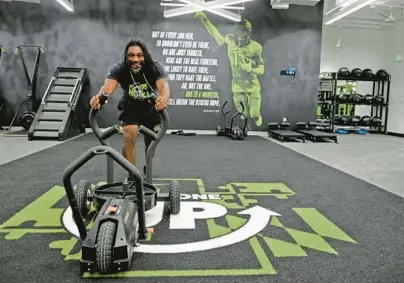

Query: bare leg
122,124,139,165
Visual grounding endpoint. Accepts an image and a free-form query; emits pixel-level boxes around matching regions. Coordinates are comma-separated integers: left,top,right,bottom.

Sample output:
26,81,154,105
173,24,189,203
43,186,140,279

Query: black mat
1,134,404,283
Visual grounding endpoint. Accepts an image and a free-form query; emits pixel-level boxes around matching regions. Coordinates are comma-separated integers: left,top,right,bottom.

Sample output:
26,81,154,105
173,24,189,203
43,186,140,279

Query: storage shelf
319,100,387,107
336,76,389,82
317,71,391,135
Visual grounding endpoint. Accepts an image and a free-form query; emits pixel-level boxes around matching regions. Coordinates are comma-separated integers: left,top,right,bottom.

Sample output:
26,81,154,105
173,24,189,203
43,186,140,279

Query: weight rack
317,71,390,134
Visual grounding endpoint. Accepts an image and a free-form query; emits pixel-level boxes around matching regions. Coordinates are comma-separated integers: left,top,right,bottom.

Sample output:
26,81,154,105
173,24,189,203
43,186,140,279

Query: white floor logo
62,193,281,254
0,180,358,278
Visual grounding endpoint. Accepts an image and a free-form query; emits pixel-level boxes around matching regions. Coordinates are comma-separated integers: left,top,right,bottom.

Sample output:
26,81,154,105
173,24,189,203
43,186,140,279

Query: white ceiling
272,0,404,30
2,0,404,30
323,0,404,30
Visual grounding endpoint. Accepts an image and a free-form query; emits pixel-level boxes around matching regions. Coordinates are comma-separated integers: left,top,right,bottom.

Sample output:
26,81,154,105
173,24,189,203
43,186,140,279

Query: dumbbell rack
317,71,390,134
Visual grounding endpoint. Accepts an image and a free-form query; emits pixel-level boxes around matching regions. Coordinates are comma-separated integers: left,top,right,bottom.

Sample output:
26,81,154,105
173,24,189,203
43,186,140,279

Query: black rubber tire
216,125,221,136
96,221,116,273
75,180,92,217
168,180,181,215
231,130,236,140
232,127,243,140
236,128,244,140
20,111,35,130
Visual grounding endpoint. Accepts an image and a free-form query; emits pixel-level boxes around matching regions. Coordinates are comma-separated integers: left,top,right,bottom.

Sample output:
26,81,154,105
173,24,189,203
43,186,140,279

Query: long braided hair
122,38,160,78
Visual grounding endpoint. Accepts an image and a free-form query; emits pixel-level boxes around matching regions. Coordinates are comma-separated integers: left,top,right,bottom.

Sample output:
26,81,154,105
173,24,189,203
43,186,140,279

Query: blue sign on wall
280,67,296,76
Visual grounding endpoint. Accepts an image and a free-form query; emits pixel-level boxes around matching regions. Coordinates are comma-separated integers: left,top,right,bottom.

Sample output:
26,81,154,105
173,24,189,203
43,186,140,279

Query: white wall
384,22,404,135
320,25,403,134
320,26,388,73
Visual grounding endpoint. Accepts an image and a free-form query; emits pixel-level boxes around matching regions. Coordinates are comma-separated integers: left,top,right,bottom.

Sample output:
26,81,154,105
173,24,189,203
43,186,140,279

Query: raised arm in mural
195,11,265,128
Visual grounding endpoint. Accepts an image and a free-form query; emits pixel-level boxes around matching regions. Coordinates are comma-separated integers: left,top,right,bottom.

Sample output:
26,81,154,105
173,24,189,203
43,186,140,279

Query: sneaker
255,115,263,127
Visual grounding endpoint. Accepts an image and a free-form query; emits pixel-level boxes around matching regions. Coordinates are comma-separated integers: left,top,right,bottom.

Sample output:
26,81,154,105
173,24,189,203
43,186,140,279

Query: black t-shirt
107,61,167,106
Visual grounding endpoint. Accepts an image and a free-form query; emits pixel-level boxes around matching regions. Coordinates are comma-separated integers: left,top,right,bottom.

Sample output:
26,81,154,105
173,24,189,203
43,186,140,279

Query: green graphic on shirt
128,83,151,99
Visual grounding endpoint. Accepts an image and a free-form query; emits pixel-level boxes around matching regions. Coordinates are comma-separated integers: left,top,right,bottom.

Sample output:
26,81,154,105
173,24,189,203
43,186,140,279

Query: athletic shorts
119,99,161,133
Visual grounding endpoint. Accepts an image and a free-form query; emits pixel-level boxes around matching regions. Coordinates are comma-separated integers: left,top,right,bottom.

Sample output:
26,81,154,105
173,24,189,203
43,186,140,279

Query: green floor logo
0,179,357,278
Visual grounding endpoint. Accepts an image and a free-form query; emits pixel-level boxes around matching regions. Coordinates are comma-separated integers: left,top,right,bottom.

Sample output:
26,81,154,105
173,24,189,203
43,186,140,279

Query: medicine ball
359,116,370,126
337,67,350,78
337,93,351,103
349,116,361,125
339,116,349,125
376,69,389,79
351,68,362,78
361,68,374,78
350,93,363,103
370,116,382,126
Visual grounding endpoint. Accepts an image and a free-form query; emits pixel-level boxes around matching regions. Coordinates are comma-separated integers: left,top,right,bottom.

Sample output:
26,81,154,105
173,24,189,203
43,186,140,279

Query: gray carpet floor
267,133,404,198
0,134,403,282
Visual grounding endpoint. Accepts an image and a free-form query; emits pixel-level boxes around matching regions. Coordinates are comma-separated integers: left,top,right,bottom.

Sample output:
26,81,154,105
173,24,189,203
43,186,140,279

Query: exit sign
396,55,402,62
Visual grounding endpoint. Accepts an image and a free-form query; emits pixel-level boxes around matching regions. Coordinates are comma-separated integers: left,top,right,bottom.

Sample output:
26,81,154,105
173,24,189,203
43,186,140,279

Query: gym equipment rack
317,70,390,134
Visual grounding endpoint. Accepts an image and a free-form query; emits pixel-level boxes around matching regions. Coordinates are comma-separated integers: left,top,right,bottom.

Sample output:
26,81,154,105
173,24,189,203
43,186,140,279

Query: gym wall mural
0,0,324,130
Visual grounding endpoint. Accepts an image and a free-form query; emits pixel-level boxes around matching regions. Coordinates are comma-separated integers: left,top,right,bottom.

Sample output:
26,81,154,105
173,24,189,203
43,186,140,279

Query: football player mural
195,11,265,128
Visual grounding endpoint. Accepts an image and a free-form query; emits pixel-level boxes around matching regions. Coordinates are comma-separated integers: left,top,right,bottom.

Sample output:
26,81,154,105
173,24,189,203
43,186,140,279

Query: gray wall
0,0,323,130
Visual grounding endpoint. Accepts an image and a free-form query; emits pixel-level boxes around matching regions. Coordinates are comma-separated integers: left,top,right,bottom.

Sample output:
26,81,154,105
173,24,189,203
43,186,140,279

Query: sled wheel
216,125,221,136
168,180,181,215
235,127,243,140
75,180,92,217
96,221,116,273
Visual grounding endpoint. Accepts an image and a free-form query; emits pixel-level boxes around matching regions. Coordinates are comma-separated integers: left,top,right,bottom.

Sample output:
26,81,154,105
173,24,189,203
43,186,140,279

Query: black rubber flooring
1,133,404,283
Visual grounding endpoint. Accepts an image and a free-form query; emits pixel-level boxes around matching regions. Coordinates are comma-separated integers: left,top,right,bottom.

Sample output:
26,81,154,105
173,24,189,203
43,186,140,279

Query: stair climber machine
216,101,248,140
28,67,89,141
62,93,181,274
7,45,45,132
